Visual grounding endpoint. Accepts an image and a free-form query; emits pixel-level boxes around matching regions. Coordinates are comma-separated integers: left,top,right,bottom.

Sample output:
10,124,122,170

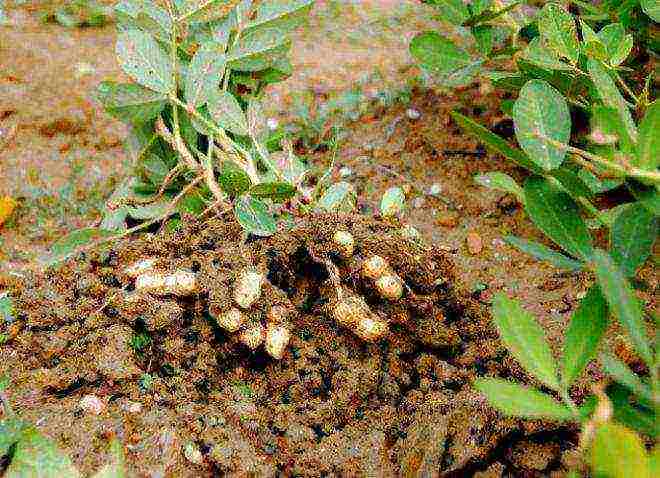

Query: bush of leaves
48,0,373,262
411,1,658,475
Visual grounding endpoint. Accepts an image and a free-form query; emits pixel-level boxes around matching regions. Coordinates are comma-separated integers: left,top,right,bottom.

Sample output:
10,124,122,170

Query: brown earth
2,214,580,476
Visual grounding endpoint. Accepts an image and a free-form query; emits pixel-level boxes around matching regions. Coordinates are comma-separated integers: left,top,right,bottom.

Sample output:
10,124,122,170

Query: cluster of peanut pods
122,230,407,360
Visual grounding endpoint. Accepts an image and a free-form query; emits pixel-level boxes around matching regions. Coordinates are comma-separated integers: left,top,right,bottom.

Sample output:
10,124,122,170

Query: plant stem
613,70,638,104
559,388,581,420
540,136,660,185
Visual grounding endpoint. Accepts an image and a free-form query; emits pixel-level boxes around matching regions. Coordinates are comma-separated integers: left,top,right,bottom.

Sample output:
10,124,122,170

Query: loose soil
3,214,578,476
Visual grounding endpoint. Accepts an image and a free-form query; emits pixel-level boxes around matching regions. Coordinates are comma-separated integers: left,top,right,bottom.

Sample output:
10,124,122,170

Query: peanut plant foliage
414,1,658,476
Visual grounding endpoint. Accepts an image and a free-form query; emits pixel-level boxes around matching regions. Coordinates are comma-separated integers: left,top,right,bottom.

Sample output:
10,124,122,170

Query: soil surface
3,214,578,476
1,1,656,477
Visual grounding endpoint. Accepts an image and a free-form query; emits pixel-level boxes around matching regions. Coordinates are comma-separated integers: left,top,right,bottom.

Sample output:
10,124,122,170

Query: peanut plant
49,0,375,262
411,1,658,474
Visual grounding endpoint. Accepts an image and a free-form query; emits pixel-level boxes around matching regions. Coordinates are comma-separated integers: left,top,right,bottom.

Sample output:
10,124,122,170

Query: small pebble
435,211,459,228
184,441,204,465
79,394,104,415
466,232,483,255
339,166,352,178
406,108,421,120
266,118,279,130
412,197,424,209
121,400,143,414
428,183,442,196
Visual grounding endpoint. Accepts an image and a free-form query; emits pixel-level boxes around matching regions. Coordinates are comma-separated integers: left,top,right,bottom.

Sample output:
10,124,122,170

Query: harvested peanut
332,295,371,328
375,274,403,300
265,324,291,360
362,255,389,280
355,316,388,342
124,258,157,278
333,230,355,257
216,307,245,333
135,270,198,296
234,269,264,309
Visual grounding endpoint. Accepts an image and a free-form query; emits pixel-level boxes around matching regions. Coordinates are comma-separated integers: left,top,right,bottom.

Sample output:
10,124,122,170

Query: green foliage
413,10,657,466
473,378,573,421
491,293,560,390
41,0,112,28
52,1,329,260
0,293,15,324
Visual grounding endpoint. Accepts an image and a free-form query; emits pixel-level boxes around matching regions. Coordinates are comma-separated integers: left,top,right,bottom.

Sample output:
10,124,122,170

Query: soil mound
1,214,574,476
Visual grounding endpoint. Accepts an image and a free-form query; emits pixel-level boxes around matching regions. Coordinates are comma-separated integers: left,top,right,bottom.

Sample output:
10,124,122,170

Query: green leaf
249,182,296,202
184,41,227,107
234,195,277,236
513,80,571,171
474,378,573,421
591,423,650,478
0,292,15,323
524,176,594,260
521,37,573,71
218,161,252,196
491,293,560,390
597,23,633,66
409,32,473,75
581,20,608,61
115,1,172,41
475,172,524,202
636,100,660,170
429,0,470,25
0,419,29,457
450,112,543,174
592,249,652,366
641,0,660,22
601,354,653,404
247,0,314,33
178,0,243,23
6,428,81,478
116,29,174,94
48,228,116,265
316,182,356,213
587,59,637,143
538,3,579,64
207,90,249,136
380,186,405,217
95,81,167,125
591,105,635,155
610,203,657,277
270,149,308,185
561,285,608,387
550,168,594,200
471,25,493,55
126,200,170,220
608,384,657,438
228,26,291,71
504,235,583,271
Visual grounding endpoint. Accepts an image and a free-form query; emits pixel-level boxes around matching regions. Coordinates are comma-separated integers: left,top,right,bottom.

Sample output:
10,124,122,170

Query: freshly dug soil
1,214,578,476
